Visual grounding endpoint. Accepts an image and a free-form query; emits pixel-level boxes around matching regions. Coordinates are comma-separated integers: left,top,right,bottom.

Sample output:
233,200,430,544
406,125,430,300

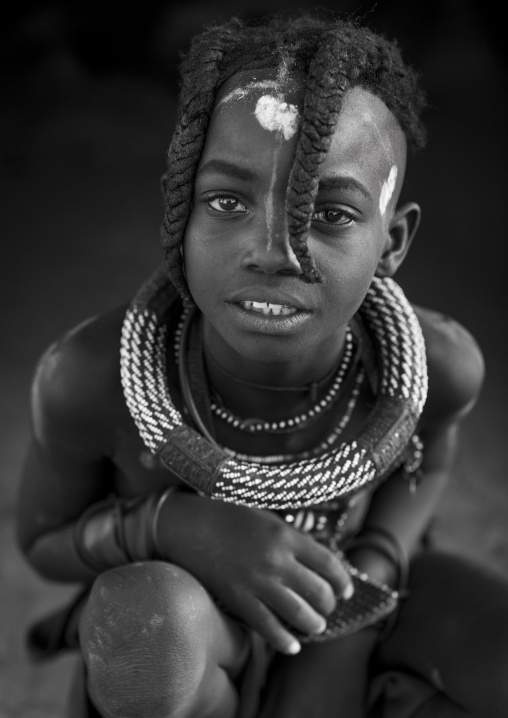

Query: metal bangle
150,487,178,558
346,526,409,594
73,499,119,574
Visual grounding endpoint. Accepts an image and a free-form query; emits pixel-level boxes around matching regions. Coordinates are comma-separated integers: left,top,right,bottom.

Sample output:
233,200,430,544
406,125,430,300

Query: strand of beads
173,306,190,365
209,327,354,434
226,368,365,464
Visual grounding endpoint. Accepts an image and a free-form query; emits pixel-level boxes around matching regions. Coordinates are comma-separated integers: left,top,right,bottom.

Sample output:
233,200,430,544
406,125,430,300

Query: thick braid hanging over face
285,31,349,281
161,15,427,302
160,25,239,303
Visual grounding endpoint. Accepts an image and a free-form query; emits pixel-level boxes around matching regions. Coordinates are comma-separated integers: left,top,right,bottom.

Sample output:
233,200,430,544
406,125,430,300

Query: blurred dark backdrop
1,1,507,714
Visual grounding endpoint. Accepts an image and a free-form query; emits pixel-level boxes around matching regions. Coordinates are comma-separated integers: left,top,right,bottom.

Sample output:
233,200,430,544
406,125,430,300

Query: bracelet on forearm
345,525,409,594
73,487,177,573
150,487,176,558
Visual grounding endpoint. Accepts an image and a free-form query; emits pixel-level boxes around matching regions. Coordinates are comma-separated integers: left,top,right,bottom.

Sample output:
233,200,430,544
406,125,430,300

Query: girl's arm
17,436,115,583
348,419,458,586
16,327,119,583
349,307,486,587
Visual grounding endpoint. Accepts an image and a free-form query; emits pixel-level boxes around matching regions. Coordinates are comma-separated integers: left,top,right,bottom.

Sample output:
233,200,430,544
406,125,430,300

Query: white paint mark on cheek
254,95,299,140
379,165,398,216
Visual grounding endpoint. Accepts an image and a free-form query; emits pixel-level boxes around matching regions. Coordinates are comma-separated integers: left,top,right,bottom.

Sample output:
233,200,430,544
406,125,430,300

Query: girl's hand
156,492,353,654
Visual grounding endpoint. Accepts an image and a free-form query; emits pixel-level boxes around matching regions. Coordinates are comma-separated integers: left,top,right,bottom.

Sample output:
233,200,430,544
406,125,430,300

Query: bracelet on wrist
341,526,409,642
73,486,178,573
345,525,409,594
150,487,178,558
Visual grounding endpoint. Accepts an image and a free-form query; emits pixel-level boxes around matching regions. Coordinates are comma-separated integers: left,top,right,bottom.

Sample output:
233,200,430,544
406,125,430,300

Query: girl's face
183,70,413,377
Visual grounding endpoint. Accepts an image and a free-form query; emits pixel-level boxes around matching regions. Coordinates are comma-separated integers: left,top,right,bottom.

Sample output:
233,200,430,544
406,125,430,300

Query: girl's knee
80,561,215,718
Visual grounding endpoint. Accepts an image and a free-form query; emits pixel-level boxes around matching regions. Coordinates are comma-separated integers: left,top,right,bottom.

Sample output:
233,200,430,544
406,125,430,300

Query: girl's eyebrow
319,175,372,201
198,159,255,182
198,160,372,205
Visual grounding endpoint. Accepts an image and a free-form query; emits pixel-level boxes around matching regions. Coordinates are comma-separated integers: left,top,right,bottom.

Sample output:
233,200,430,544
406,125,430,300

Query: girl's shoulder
32,306,129,455
413,304,485,425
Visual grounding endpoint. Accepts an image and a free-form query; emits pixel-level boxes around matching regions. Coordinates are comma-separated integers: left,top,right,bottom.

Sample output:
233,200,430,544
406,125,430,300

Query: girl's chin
201,303,347,370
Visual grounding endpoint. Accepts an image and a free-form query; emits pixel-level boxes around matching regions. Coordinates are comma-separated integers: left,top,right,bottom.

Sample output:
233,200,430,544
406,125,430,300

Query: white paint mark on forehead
216,61,300,250
218,80,279,106
265,151,279,251
254,95,299,140
379,165,398,215
276,57,291,89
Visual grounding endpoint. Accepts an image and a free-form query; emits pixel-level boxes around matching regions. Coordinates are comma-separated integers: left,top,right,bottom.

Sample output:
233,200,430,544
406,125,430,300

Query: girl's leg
79,561,250,718
375,550,508,718
410,695,473,717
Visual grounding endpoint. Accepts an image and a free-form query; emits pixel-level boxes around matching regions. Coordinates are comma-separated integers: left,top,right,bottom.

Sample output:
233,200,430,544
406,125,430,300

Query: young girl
17,14,508,718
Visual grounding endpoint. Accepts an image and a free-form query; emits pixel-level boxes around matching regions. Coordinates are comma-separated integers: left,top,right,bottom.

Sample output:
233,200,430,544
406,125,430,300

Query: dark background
1,1,507,714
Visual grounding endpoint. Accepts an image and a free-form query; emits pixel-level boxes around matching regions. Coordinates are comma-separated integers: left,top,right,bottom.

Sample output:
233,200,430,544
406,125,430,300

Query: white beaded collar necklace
120,269,427,510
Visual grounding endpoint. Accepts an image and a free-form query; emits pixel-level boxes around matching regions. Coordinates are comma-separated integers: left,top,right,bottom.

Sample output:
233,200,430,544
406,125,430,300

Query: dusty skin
17,57,506,718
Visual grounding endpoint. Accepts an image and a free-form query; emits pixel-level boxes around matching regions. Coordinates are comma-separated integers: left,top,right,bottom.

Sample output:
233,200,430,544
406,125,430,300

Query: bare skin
16,72,494,718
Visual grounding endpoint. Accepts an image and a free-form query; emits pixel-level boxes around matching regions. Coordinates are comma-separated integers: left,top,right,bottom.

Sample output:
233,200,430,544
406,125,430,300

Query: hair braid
286,30,350,282
161,27,242,304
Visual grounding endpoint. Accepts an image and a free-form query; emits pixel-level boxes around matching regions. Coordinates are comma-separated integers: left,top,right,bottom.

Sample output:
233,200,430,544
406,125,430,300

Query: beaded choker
120,269,427,510
208,327,354,434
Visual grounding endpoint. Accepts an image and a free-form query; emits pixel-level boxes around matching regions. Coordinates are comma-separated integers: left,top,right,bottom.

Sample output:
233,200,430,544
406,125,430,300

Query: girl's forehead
324,88,407,172
210,69,304,148
204,73,407,194
211,72,405,164
213,70,404,148
215,68,304,109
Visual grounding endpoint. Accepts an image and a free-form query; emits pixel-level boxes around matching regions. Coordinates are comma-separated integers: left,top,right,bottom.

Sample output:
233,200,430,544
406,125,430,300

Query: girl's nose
241,219,303,276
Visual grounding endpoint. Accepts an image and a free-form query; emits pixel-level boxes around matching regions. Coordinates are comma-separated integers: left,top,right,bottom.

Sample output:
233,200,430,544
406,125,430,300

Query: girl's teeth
242,301,297,316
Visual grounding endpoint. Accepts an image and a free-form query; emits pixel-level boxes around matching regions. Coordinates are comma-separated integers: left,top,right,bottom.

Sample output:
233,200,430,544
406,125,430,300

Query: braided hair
161,15,427,304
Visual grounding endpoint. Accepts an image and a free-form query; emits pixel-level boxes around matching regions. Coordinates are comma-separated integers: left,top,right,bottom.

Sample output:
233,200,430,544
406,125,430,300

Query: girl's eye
208,196,247,213
312,208,352,225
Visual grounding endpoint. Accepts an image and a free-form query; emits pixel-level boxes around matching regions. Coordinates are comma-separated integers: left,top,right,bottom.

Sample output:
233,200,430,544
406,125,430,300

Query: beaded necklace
172,307,365,463
225,370,365,464
120,269,427,510
207,327,355,434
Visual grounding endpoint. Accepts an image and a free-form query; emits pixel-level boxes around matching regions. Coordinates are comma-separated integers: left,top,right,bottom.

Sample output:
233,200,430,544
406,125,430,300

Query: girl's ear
375,202,421,277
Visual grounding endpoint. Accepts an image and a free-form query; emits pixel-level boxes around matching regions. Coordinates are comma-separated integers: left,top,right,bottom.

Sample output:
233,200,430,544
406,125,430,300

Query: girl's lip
239,300,298,316
228,289,311,312
226,301,312,334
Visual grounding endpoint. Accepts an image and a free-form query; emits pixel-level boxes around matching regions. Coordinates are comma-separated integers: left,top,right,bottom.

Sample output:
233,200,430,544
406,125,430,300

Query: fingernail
286,639,301,655
316,617,327,634
343,582,354,600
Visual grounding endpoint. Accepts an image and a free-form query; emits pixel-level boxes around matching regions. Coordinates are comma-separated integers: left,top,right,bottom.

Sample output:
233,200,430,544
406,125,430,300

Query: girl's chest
110,412,373,544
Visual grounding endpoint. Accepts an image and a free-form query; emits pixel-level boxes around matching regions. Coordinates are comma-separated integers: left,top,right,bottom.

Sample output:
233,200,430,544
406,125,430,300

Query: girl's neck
203,324,348,422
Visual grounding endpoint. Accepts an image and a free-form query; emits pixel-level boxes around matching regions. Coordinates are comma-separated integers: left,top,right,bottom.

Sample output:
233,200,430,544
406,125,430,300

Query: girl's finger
296,537,354,600
287,559,337,617
239,594,302,655
263,584,328,638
